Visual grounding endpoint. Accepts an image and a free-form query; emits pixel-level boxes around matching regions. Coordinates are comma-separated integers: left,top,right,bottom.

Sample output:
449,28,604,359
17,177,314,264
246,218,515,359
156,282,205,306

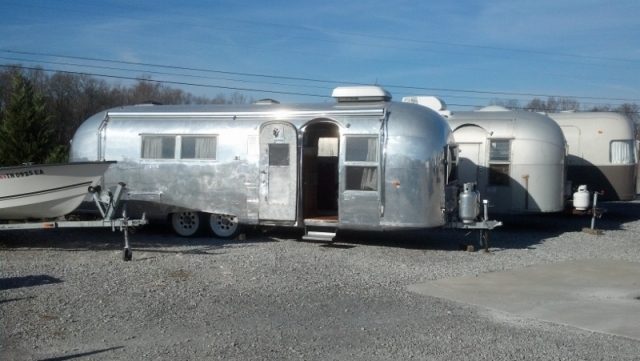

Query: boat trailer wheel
123,248,132,261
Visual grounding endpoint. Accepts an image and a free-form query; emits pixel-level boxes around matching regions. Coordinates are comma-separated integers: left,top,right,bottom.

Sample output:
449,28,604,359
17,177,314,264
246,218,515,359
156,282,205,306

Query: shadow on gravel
0,296,36,304
0,221,277,251
37,346,124,361
2,202,638,253
305,201,640,251
0,275,63,291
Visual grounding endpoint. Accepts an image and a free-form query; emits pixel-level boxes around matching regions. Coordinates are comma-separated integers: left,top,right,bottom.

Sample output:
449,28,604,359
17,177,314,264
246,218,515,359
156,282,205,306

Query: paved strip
407,258,640,340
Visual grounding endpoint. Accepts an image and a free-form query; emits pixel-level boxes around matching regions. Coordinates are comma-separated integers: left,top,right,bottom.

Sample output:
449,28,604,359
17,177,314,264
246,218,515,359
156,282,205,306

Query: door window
344,136,378,191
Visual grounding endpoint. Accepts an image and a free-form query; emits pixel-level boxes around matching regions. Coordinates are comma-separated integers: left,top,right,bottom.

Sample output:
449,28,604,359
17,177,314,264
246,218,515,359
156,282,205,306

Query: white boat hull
0,162,115,220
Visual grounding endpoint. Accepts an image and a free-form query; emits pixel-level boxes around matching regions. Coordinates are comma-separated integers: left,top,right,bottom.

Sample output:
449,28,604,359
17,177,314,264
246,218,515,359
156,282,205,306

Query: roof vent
254,99,280,105
136,100,163,106
401,96,452,117
332,86,392,102
476,105,510,112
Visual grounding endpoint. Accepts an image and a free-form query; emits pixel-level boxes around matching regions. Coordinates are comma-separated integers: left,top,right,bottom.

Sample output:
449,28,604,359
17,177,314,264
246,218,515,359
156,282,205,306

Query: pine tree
0,74,66,166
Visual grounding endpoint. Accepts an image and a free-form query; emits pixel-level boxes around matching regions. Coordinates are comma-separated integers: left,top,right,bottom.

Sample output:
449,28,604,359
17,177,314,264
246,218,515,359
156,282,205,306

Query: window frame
179,135,218,160
140,135,177,160
609,139,636,164
487,138,512,186
343,135,380,192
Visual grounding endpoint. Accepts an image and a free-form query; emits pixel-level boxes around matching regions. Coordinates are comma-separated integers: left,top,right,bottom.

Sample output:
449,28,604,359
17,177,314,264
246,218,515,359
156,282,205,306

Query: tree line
1,64,638,166
0,64,253,166
488,97,639,126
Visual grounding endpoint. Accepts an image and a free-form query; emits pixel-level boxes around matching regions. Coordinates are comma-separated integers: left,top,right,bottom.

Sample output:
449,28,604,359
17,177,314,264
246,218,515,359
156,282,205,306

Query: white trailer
546,111,638,201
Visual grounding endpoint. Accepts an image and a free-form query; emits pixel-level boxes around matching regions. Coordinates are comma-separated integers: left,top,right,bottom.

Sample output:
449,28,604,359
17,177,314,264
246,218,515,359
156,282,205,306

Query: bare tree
488,98,521,109
229,91,249,105
211,93,229,104
524,97,580,113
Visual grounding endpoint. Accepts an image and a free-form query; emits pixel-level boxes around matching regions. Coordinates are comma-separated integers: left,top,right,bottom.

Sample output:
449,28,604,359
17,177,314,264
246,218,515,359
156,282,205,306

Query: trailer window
488,140,510,186
344,136,378,191
269,144,290,166
489,140,510,161
610,140,635,164
181,136,217,159
346,137,378,162
141,136,175,159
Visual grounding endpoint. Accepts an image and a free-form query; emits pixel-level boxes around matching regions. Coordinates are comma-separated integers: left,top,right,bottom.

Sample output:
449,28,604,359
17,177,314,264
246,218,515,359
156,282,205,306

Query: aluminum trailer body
546,112,638,201
70,87,462,239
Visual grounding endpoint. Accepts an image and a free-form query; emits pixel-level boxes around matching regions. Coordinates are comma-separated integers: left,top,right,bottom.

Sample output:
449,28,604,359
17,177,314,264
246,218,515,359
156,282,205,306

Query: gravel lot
1,201,640,360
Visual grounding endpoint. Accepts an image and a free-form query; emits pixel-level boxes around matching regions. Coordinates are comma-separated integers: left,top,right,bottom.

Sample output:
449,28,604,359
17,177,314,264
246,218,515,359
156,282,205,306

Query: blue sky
1,0,639,110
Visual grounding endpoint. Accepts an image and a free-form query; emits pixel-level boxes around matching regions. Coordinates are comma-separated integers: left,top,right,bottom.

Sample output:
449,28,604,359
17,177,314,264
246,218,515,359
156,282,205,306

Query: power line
3,50,638,104
0,64,329,99
0,56,335,92
2,3,635,91
2,63,638,114
11,0,640,67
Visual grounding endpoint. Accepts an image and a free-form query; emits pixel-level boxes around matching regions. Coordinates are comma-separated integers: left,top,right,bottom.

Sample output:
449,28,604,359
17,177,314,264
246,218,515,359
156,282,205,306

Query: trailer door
458,143,481,184
259,122,298,221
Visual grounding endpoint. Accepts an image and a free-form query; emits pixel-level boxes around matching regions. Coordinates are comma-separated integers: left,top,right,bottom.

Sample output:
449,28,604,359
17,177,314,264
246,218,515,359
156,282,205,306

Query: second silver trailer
403,97,567,214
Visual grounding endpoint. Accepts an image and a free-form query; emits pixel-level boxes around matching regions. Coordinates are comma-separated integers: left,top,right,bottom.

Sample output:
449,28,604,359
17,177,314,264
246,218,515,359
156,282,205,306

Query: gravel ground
1,201,639,360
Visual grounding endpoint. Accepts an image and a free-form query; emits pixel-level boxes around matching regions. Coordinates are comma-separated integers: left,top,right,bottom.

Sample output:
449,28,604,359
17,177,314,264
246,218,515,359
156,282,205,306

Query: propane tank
573,185,590,210
459,182,480,223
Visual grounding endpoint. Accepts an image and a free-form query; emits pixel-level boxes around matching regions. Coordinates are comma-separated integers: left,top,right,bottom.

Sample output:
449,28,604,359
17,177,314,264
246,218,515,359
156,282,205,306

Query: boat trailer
0,182,147,261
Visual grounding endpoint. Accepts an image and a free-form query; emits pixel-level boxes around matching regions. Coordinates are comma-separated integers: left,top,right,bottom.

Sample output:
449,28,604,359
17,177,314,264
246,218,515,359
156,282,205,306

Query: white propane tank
573,185,590,210
459,183,480,223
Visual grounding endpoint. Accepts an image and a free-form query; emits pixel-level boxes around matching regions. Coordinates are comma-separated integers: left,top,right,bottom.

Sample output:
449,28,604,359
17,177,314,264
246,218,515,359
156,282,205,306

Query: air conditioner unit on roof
332,86,392,102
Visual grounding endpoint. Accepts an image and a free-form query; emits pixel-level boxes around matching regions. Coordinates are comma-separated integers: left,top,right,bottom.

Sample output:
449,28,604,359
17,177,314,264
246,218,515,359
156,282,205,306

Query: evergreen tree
0,74,66,166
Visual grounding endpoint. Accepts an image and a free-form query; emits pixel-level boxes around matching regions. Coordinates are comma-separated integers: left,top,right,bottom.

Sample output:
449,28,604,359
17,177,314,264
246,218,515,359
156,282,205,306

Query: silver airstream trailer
545,111,638,201
70,86,496,240
403,97,567,214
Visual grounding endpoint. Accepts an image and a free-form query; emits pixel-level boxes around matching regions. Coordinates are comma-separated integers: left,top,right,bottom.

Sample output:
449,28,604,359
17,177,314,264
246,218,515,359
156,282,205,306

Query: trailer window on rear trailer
488,139,511,186
610,140,635,164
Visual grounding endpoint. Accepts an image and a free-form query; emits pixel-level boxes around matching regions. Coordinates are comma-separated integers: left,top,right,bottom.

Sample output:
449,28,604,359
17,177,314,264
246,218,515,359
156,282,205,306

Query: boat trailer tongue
0,183,147,261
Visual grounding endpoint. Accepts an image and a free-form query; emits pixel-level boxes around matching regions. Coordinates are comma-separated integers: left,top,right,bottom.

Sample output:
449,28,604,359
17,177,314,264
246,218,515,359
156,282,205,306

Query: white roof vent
476,105,510,112
332,86,392,102
254,99,280,105
401,96,452,117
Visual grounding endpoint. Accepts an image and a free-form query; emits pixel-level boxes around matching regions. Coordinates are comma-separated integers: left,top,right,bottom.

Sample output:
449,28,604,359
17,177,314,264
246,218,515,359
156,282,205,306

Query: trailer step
302,222,338,242
302,230,337,242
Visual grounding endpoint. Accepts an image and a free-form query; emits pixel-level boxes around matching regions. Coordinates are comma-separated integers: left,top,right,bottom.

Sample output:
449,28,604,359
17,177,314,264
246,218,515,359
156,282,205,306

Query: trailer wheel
170,211,203,237
123,248,132,261
209,213,241,239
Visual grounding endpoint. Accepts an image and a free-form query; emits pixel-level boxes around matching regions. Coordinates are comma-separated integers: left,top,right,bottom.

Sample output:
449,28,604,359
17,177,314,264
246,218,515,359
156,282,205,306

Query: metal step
302,230,337,242
302,221,338,242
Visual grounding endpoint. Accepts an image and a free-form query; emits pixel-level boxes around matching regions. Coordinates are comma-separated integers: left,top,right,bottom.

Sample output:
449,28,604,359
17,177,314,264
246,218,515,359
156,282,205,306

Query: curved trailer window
610,140,636,164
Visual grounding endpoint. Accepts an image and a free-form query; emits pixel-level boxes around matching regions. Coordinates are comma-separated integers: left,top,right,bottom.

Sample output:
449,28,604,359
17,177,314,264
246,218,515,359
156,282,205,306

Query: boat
0,161,115,220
